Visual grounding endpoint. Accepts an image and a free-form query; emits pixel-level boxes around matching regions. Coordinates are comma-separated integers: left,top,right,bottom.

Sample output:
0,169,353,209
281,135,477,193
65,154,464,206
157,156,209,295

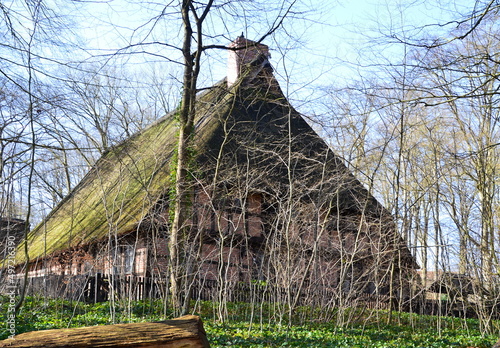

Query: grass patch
0,296,497,348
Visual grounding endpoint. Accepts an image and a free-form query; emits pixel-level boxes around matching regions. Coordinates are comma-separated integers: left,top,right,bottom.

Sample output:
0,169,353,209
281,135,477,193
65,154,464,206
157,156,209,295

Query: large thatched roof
14,55,414,267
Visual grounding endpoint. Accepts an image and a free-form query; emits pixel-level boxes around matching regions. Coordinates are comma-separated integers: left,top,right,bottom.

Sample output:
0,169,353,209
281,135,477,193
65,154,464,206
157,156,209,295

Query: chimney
227,34,271,87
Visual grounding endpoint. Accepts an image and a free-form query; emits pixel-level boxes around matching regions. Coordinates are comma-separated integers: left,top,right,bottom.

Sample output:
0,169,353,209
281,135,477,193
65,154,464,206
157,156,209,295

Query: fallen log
0,315,210,348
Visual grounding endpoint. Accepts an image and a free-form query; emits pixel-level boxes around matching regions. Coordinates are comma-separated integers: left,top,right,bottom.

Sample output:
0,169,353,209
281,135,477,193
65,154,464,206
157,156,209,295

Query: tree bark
0,315,210,348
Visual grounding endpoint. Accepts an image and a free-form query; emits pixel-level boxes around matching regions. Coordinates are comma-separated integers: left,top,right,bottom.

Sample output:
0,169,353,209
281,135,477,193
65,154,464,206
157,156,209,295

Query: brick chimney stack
227,35,271,87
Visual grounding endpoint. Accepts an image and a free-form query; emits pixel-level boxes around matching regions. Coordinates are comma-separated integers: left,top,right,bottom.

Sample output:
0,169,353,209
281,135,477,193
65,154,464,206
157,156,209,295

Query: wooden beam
0,315,210,348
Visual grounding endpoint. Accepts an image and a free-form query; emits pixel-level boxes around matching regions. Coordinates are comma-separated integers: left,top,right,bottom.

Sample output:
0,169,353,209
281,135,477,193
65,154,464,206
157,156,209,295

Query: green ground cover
0,296,498,347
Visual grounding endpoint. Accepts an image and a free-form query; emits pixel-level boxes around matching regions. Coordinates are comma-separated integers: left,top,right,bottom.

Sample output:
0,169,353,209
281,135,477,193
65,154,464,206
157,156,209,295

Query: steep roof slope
16,66,413,267
17,80,232,263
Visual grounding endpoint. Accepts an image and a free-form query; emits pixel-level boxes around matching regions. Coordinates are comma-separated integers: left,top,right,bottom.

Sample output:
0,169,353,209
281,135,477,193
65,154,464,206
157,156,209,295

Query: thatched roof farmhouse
9,36,417,305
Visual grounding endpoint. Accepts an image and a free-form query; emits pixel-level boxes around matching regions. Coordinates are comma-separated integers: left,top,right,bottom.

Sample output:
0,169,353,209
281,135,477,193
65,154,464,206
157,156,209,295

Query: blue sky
67,0,470,80
47,0,475,111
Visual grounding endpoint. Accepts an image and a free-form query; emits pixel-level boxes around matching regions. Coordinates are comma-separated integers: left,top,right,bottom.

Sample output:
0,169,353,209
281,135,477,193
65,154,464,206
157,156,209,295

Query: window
124,245,135,274
112,245,135,275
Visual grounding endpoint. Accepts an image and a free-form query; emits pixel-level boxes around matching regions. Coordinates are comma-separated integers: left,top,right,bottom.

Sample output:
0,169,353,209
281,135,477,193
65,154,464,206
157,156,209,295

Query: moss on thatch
16,81,232,264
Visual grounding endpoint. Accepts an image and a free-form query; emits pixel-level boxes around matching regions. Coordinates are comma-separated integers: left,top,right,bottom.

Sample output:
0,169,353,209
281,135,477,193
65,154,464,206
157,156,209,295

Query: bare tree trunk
15,0,42,313
169,0,214,316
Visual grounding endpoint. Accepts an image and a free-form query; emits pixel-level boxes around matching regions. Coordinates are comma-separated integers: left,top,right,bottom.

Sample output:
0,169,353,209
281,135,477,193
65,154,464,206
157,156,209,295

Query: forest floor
0,296,498,347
